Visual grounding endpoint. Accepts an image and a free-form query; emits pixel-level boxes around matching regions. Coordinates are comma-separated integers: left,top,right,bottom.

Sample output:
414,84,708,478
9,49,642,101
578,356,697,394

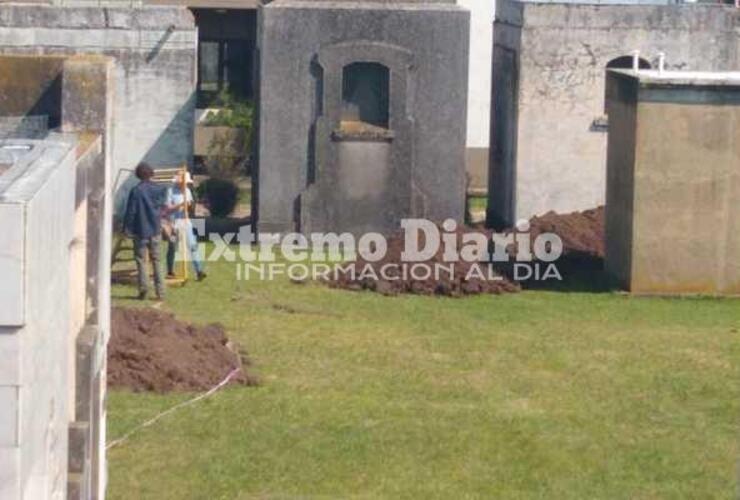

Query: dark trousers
134,236,165,298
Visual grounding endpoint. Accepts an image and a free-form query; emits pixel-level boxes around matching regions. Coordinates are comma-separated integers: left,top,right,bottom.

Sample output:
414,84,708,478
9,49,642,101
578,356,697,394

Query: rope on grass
106,367,242,450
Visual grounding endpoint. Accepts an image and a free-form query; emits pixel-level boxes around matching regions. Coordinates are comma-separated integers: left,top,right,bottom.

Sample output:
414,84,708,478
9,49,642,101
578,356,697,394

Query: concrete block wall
60,55,115,500
0,4,198,211
0,53,114,500
0,139,78,500
488,0,739,226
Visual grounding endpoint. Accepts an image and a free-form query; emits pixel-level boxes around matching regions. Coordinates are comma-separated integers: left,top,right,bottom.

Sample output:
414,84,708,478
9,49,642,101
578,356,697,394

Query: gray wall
0,4,198,210
0,140,78,500
257,1,469,235
605,70,740,295
488,0,739,226
603,71,638,287
0,54,114,500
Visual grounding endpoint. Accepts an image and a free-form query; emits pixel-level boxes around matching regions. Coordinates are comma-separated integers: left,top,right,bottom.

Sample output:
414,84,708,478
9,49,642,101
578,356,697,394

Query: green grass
108,252,740,499
467,194,487,214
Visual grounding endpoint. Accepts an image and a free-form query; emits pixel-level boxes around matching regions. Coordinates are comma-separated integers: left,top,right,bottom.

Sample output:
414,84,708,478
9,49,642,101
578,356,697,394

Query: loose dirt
526,206,605,260
328,225,521,297
108,307,257,393
327,206,605,297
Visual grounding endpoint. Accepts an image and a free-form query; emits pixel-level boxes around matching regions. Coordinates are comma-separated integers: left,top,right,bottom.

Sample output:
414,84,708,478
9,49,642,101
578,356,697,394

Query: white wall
0,140,77,500
459,0,495,149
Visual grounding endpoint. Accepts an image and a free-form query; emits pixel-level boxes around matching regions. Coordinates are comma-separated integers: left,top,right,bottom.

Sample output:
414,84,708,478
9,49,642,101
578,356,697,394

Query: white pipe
632,50,641,71
658,52,666,74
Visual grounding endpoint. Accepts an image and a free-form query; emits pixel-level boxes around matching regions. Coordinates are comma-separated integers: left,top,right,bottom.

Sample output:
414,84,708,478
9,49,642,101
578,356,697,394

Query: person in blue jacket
123,163,167,300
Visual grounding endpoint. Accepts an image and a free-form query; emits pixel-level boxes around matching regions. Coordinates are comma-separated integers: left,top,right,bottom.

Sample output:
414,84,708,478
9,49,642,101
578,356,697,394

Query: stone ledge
0,4,195,30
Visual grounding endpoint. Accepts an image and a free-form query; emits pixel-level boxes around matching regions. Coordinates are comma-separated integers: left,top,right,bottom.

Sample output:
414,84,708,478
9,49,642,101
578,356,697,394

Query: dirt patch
526,206,605,260
328,225,521,297
326,206,606,297
108,307,257,393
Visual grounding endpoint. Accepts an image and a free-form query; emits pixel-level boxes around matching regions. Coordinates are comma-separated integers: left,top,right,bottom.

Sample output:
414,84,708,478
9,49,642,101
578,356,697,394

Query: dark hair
135,162,154,180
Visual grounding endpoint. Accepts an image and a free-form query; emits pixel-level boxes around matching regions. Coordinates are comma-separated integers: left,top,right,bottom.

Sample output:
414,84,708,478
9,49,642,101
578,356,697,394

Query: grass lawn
467,194,487,216
109,251,740,499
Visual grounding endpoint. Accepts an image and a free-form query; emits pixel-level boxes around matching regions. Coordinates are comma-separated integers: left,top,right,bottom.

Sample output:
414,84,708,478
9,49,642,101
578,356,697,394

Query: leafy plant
202,90,254,179
203,90,254,130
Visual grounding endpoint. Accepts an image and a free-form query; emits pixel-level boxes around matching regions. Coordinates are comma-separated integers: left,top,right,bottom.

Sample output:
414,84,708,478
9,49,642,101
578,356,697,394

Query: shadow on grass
502,255,617,294
203,215,251,238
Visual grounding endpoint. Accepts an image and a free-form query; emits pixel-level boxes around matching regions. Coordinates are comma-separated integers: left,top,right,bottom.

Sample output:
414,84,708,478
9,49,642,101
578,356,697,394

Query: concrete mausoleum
255,0,470,236
604,69,740,295
487,0,739,227
0,54,114,499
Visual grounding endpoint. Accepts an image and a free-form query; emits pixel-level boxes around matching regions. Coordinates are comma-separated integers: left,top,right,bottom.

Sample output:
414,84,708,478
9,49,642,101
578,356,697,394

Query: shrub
199,178,240,218
203,91,254,160
202,92,254,180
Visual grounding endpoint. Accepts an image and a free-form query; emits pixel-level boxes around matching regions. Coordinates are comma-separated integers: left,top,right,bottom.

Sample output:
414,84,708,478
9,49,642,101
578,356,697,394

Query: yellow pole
179,165,189,282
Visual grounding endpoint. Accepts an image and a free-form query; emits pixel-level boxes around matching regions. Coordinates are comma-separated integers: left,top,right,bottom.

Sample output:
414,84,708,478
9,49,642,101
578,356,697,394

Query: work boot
197,271,208,282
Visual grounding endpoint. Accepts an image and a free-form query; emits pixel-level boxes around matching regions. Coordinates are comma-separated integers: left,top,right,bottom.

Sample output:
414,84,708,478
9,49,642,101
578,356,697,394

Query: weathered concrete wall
0,139,78,500
605,70,740,295
0,54,114,500
0,4,197,210
257,0,469,235
603,71,637,287
488,0,739,226
61,56,115,500
488,13,522,227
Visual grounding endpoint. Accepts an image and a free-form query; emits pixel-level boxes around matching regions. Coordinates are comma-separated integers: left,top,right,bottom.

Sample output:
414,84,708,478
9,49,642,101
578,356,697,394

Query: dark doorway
341,62,390,128
192,9,257,107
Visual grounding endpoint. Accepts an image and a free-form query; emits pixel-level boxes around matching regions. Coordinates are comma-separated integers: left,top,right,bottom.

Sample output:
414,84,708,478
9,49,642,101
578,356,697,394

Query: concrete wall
459,0,495,192
61,56,115,500
0,54,114,500
488,0,739,226
0,4,198,210
0,139,78,500
605,70,740,295
603,71,637,286
257,0,469,235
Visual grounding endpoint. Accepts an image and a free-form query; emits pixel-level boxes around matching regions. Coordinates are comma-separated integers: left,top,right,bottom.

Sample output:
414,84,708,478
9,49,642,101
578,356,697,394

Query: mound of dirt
328,225,521,297
526,206,605,260
108,307,257,393
327,206,606,297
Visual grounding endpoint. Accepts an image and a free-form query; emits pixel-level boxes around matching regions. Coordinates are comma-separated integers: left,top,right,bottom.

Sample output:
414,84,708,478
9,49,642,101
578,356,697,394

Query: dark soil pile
500,206,607,289
328,225,521,297
108,307,257,393
525,206,605,260
327,206,606,297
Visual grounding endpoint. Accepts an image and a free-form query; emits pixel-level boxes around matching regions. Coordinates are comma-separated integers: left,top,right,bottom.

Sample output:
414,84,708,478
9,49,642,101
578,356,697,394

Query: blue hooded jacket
123,181,167,239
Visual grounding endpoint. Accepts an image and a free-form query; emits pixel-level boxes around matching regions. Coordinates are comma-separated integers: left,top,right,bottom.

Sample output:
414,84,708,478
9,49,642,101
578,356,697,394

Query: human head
135,162,154,181
173,170,193,186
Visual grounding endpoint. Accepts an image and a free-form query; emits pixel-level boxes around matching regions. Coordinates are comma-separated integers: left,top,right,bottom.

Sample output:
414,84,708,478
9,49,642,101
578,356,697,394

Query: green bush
199,178,240,218
202,91,255,179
